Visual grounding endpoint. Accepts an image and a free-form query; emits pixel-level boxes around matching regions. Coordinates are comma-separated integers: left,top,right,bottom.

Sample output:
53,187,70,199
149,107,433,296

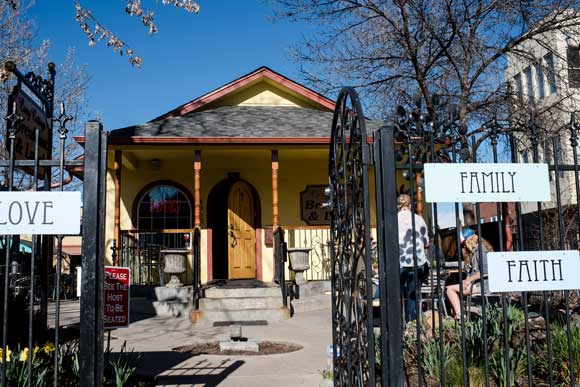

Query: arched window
137,184,192,230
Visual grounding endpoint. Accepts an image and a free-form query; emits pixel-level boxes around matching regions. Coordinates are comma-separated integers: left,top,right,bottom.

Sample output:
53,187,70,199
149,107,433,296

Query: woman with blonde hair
445,228,492,319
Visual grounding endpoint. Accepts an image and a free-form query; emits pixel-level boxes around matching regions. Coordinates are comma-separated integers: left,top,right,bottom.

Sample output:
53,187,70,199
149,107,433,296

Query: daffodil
19,348,29,362
33,345,40,355
43,341,55,355
0,347,11,363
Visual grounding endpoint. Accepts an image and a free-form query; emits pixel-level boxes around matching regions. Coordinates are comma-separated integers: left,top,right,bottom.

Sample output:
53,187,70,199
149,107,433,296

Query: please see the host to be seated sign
424,163,550,203
0,192,81,235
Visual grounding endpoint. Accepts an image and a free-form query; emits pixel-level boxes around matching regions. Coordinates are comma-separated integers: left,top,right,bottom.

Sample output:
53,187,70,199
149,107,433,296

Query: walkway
110,301,332,387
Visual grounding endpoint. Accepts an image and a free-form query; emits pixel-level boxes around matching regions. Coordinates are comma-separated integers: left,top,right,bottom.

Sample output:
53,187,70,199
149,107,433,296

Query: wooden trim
122,228,196,234
194,150,202,227
282,225,332,230
207,228,213,281
256,228,263,281
272,150,279,228
76,135,377,146
152,67,335,121
113,150,122,265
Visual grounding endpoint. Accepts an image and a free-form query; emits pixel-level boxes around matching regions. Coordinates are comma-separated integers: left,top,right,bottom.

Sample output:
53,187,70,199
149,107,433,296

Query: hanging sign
487,250,580,293
424,163,550,203
0,191,81,235
8,86,51,177
104,266,131,329
300,185,330,226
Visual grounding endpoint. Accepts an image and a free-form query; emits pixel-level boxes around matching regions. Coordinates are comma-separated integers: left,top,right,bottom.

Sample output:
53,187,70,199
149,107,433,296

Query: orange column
416,173,423,215
194,150,202,228
272,150,279,228
113,150,122,265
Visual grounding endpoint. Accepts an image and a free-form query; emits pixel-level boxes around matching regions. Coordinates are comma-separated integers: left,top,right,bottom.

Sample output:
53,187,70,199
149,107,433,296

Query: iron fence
328,87,580,387
0,61,106,387
287,227,332,281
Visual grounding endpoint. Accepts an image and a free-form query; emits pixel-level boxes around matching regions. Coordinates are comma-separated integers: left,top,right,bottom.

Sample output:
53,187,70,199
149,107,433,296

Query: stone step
204,286,281,299
199,296,282,310
291,294,331,314
192,307,290,326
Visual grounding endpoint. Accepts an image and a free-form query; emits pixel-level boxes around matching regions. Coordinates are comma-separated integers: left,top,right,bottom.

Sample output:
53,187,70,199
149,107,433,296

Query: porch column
194,150,202,227
271,150,279,228
272,150,279,283
113,150,122,265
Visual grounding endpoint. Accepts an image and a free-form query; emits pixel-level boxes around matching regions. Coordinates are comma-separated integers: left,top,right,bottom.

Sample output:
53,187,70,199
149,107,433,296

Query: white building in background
506,27,580,218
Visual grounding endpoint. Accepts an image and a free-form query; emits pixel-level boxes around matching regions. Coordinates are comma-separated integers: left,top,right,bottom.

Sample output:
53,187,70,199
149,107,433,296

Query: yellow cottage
91,67,381,315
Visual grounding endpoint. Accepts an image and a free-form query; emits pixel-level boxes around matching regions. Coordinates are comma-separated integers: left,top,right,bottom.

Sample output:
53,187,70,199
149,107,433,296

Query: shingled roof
109,105,381,139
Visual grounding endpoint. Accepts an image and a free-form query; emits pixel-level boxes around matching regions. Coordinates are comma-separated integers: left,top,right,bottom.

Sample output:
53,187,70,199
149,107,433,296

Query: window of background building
567,46,580,88
524,66,534,99
545,52,557,93
514,73,523,99
535,61,545,99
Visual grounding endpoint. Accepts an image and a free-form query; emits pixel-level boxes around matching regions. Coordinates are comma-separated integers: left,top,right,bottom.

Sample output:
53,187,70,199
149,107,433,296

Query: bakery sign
300,185,330,226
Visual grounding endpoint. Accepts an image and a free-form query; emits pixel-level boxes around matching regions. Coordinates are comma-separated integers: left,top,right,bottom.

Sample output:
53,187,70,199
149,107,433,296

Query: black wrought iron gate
328,88,580,386
0,62,107,387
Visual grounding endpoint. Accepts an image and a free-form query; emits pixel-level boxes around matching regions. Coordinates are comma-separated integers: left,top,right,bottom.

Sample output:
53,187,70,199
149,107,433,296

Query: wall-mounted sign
104,266,130,329
8,86,50,177
487,250,580,293
0,192,81,235
300,185,330,226
424,163,550,203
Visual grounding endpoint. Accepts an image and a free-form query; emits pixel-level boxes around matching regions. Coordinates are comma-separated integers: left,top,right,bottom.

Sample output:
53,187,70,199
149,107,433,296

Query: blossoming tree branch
74,0,200,67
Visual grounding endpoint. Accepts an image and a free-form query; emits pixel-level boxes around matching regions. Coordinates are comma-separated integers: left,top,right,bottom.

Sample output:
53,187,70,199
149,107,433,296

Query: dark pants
400,266,425,323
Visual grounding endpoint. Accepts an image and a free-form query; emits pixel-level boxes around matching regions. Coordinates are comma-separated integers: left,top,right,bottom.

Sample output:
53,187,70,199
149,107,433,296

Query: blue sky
29,1,313,129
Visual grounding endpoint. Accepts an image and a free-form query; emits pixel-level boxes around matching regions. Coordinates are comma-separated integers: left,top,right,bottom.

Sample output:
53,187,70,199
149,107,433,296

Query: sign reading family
487,250,580,292
0,192,81,235
424,163,550,203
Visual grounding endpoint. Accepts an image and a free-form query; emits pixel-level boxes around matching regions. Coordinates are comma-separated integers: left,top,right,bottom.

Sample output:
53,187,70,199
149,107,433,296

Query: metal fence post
80,120,107,387
374,126,404,387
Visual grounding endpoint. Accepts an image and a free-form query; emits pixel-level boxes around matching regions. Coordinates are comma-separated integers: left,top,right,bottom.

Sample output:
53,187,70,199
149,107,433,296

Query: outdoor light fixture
151,158,161,172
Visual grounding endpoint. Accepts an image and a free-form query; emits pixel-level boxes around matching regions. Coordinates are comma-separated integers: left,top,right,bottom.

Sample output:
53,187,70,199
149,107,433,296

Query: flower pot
287,247,311,284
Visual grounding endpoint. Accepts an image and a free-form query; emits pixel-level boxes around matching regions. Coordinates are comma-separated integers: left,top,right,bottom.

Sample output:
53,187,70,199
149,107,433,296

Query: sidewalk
110,300,332,387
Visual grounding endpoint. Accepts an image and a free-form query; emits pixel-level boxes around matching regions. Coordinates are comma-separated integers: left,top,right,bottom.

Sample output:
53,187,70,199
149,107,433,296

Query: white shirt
398,209,429,268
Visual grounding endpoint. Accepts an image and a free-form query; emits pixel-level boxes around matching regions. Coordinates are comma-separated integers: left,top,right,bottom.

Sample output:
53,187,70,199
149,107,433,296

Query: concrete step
199,296,282,310
192,307,290,326
291,294,331,314
205,286,281,299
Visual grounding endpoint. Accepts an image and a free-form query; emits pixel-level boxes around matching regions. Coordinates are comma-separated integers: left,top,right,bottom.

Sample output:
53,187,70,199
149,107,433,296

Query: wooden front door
227,181,256,279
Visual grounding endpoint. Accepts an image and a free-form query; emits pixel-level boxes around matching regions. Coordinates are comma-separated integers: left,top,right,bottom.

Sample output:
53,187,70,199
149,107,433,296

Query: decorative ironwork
328,88,374,387
53,102,73,139
23,64,55,103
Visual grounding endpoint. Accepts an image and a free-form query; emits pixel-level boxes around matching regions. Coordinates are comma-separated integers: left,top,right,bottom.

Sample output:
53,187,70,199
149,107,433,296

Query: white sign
487,250,580,293
0,192,81,235
424,163,550,203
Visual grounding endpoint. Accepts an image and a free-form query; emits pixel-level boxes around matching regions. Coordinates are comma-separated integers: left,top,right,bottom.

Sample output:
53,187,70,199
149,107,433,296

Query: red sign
104,266,130,329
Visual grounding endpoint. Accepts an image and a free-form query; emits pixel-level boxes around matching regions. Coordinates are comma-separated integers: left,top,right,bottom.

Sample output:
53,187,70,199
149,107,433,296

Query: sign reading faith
487,250,580,293
0,192,81,235
300,185,330,226
104,266,130,329
424,163,550,203
8,86,50,177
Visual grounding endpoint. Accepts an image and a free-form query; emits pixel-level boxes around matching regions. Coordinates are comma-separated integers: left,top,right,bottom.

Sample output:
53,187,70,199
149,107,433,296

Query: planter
287,247,311,285
161,249,189,288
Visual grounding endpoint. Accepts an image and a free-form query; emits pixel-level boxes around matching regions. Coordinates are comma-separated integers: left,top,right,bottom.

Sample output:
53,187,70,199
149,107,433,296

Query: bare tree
273,0,580,133
0,2,90,189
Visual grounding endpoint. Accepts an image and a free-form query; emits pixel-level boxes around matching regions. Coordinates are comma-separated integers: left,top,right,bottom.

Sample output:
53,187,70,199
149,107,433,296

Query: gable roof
111,106,382,143
151,66,336,121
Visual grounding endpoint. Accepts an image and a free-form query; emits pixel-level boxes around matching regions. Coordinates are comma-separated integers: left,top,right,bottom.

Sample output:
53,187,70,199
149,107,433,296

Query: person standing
397,194,429,323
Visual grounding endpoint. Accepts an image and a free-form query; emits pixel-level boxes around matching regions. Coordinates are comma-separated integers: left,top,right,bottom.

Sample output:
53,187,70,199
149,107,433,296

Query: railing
286,227,331,281
273,227,288,309
119,229,193,286
191,227,201,310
